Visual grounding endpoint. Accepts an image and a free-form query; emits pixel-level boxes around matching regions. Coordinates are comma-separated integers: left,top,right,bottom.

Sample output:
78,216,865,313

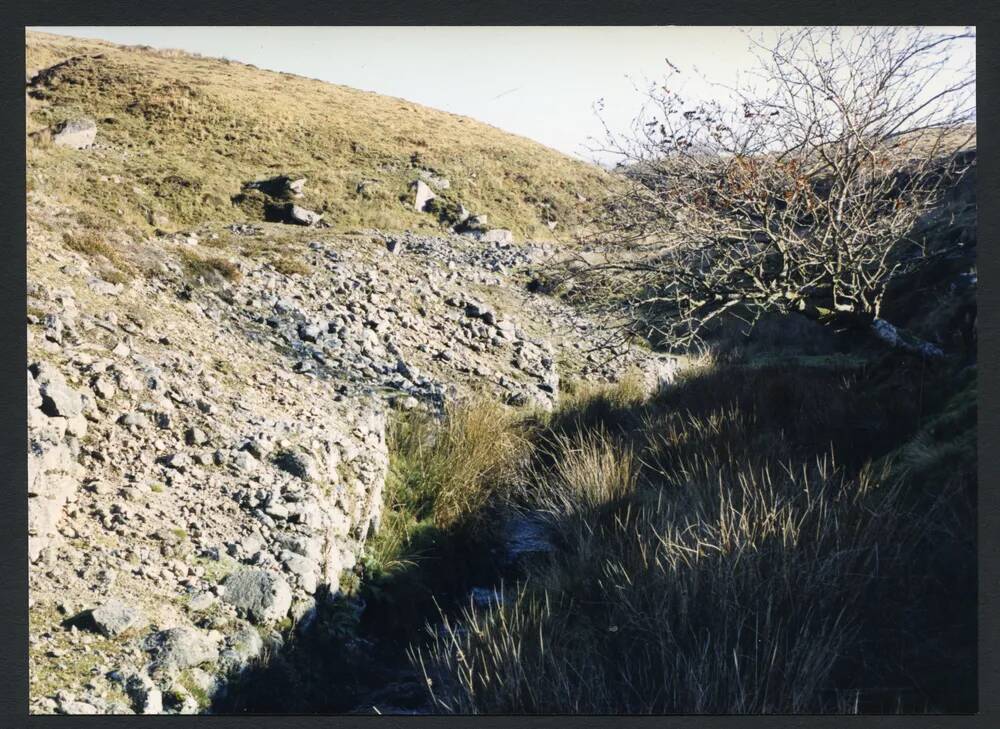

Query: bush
577,27,976,349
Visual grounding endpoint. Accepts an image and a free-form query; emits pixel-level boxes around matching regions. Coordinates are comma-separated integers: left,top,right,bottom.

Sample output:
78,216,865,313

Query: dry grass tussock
367,397,531,577
389,396,529,529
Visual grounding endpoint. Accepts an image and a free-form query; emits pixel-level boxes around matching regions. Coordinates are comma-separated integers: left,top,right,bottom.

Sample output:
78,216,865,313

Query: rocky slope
26,183,675,713
23,30,679,715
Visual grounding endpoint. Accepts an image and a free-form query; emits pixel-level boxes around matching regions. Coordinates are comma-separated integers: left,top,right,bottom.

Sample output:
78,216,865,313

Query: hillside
25,28,977,717
26,31,615,239
25,33,673,715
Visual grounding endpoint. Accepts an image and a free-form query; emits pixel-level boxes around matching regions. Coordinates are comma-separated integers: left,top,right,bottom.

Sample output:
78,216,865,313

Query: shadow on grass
211,351,977,714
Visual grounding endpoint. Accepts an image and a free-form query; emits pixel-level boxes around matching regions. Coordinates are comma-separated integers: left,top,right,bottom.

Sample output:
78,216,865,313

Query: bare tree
571,26,976,354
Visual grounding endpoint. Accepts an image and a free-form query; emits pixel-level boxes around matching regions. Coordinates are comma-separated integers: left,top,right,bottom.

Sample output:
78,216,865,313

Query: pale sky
32,27,974,164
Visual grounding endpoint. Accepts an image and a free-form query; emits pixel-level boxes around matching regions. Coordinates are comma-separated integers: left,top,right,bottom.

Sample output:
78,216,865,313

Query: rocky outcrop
27,216,659,715
28,362,89,563
52,118,97,149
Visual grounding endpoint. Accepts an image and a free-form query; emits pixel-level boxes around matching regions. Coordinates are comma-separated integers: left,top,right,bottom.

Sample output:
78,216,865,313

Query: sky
32,27,974,164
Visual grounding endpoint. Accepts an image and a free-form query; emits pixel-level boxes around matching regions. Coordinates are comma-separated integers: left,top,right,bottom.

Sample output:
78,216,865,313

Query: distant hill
26,31,616,239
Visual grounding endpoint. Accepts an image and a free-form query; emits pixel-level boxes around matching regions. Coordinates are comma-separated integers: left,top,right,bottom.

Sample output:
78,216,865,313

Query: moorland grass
26,31,617,240
395,358,976,713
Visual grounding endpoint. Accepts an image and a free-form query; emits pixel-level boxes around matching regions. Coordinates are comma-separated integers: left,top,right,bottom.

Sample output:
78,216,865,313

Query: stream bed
214,510,556,714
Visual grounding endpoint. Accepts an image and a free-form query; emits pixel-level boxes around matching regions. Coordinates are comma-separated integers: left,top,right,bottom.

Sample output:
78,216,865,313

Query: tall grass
409,359,976,713
364,397,530,579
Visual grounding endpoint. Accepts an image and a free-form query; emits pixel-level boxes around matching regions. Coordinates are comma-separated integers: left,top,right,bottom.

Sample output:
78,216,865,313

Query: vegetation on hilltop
26,31,616,239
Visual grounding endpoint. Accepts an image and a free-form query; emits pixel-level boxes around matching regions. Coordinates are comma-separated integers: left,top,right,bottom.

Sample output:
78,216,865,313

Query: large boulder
144,627,219,671
52,118,97,149
27,365,87,562
220,569,292,624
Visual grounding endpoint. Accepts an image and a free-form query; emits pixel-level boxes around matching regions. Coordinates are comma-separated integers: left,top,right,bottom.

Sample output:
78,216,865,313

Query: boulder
125,674,164,714
232,450,260,474
273,449,320,481
165,452,191,471
217,625,263,673
297,322,323,343
52,118,97,149
185,427,209,446
464,300,496,325
287,204,323,226
144,626,219,671
481,229,514,245
266,202,323,226
88,599,146,637
411,180,436,212
31,362,84,419
220,569,292,624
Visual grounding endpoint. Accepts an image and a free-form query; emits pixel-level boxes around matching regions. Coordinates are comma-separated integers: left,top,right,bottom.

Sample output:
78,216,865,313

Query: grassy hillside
26,31,615,239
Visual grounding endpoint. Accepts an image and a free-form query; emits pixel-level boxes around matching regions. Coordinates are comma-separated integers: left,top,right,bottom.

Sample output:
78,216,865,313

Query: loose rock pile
27,204,676,714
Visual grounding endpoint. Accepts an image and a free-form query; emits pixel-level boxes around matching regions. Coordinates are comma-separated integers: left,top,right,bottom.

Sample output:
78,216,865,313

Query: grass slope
26,30,615,239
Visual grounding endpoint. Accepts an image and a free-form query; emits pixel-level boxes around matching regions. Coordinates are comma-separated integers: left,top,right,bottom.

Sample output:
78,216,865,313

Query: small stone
283,204,323,226
272,450,319,481
30,362,84,418
232,450,259,473
119,412,148,429
185,427,209,446
165,452,191,471
92,375,116,399
188,593,216,612
298,323,323,343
